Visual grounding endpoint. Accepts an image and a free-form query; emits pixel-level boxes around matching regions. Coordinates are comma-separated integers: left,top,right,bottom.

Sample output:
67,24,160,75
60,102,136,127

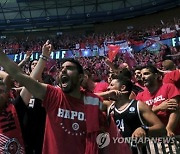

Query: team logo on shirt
129,107,135,113
72,123,79,131
4,138,20,154
58,108,86,136
0,134,24,154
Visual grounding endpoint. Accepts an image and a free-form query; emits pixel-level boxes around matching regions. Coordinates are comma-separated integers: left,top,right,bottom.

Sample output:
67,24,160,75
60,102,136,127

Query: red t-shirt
94,82,109,93
0,104,25,153
135,82,145,91
42,85,88,154
136,83,180,127
163,70,180,92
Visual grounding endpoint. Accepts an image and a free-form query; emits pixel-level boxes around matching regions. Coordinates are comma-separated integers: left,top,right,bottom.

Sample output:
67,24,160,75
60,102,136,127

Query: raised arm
0,48,47,100
20,40,52,105
18,50,32,68
105,58,119,73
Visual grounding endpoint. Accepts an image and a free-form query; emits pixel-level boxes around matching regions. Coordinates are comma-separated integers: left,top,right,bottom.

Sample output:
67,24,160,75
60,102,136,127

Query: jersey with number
0,103,25,154
108,100,144,137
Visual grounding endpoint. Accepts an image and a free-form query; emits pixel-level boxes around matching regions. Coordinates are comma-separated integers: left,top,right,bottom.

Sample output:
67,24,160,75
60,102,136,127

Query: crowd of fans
0,17,180,54
16,44,179,83
0,18,179,83
0,17,179,154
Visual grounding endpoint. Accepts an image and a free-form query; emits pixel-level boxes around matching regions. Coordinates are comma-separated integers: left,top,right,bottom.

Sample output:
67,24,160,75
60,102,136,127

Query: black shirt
14,96,46,154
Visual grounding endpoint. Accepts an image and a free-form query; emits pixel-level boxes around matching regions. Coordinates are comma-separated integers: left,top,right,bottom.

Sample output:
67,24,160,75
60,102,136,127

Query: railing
129,136,180,154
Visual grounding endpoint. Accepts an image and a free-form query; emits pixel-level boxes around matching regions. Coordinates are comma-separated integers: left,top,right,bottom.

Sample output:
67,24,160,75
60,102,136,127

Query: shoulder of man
83,91,103,109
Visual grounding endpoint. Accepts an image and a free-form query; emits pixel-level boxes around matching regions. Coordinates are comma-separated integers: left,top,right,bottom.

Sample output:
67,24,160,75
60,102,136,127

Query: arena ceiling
0,0,179,31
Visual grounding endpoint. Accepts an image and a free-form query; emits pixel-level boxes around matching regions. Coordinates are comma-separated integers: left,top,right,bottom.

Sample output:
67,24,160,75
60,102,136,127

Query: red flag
108,45,120,62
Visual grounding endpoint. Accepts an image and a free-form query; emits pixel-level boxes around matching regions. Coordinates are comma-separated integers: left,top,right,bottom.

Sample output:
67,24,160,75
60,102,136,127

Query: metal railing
129,136,180,154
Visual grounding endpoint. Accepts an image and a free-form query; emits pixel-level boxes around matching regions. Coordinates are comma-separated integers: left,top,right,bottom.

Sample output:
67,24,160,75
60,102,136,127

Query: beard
60,79,79,93
61,86,74,93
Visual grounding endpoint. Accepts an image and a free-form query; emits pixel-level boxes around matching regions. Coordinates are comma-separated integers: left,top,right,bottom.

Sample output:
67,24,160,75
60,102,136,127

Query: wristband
40,55,49,61
141,125,149,135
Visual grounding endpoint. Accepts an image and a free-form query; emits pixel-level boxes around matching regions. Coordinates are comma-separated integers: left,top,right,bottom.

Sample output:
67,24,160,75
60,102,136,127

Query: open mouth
61,76,69,87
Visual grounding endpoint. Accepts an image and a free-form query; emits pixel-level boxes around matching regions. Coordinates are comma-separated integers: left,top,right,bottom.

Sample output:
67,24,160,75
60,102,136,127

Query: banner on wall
7,37,179,62
7,48,101,62
7,50,65,62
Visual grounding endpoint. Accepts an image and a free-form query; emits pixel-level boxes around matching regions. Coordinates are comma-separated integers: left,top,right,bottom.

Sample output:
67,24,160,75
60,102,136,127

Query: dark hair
141,64,159,74
109,73,118,80
113,75,133,96
119,68,132,80
61,59,84,74
29,59,38,73
84,68,92,78
133,65,143,72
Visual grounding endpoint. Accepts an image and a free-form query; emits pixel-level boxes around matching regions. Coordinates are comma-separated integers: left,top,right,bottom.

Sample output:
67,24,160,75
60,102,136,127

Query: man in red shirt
160,60,180,93
163,69,180,92
0,47,131,154
136,65,180,136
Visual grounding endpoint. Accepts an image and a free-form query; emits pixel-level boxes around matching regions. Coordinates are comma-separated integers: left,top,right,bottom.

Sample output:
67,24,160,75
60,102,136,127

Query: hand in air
42,40,53,57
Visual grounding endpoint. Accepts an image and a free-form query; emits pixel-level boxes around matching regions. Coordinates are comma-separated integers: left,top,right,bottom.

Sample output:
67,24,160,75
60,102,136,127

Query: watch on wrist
141,125,149,134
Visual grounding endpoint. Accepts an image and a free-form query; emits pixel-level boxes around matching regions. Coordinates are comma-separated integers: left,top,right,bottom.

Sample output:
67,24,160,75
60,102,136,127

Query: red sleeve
94,82,109,93
136,92,143,101
163,70,180,84
166,83,180,98
42,85,63,111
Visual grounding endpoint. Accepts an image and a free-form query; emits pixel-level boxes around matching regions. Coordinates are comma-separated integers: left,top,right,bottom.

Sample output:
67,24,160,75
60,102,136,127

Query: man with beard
136,65,180,153
136,65,180,136
0,47,131,154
